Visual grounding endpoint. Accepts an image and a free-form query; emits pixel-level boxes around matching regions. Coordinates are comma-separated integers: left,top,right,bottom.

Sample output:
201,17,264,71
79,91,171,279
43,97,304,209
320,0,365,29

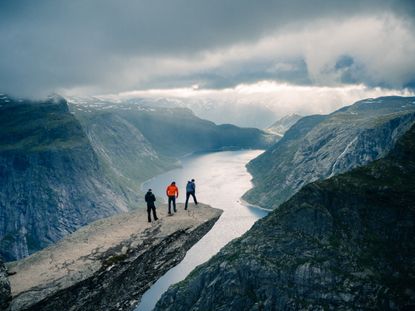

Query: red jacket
166,184,179,197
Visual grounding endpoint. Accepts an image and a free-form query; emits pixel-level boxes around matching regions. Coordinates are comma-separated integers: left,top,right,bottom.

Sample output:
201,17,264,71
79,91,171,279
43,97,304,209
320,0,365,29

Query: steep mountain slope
267,113,302,137
244,96,415,209
0,96,134,261
73,111,176,188
155,123,415,311
69,98,276,157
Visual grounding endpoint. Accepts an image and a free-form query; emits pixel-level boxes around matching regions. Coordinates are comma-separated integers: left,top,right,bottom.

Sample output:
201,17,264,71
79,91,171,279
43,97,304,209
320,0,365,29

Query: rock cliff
6,204,221,311
0,258,11,310
155,124,415,310
244,96,415,209
0,95,135,261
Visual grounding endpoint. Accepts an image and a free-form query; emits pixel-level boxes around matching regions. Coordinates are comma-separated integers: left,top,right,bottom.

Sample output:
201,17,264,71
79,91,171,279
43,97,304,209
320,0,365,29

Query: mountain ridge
244,96,415,209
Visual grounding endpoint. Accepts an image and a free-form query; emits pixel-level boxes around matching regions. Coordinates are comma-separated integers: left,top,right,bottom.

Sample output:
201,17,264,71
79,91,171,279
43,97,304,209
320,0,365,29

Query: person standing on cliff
185,179,198,210
166,181,179,215
145,189,158,223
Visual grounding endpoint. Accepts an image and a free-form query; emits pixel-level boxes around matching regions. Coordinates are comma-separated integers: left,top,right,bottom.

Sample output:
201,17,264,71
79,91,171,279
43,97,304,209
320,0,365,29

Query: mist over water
136,150,268,311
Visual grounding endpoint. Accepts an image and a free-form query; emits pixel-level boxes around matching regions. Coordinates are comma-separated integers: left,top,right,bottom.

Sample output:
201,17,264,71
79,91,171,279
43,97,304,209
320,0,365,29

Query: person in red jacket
166,181,179,215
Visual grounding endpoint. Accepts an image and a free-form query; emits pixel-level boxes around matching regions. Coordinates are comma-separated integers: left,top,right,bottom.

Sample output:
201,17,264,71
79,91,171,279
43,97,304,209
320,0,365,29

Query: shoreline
239,197,273,212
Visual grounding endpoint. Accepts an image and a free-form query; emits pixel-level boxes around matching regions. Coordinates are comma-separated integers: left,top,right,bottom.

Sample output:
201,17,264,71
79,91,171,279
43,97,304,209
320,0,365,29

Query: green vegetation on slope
0,97,88,152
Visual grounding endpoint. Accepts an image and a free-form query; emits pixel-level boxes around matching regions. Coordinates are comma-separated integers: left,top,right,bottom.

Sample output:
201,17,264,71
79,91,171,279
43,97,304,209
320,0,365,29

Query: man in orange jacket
166,181,179,215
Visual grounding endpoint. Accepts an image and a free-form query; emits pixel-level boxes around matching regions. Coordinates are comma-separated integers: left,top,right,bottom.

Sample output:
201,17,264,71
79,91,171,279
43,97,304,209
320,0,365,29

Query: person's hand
176,195,179,198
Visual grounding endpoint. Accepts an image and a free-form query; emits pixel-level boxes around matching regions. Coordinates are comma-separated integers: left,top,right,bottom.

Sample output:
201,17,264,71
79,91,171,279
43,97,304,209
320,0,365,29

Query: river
135,150,268,311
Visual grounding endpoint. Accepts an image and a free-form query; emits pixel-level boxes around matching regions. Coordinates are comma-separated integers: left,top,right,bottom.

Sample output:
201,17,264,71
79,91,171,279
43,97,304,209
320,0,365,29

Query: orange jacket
166,184,179,197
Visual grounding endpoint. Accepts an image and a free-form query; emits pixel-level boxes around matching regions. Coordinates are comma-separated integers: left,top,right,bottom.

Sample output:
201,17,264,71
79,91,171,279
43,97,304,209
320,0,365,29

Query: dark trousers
147,205,158,222
185,191,198,210
168,196,176,213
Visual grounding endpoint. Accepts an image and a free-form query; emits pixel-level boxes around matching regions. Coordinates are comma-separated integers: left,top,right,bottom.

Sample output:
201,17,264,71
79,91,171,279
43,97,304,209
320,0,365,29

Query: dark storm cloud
0,0,414,96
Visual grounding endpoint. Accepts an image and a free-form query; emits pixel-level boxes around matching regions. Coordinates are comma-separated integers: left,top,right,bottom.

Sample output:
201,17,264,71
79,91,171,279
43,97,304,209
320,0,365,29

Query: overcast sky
1,0,415,118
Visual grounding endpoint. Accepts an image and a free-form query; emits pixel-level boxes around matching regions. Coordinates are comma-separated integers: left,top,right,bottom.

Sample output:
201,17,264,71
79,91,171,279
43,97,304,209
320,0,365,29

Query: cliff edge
6,204,222,311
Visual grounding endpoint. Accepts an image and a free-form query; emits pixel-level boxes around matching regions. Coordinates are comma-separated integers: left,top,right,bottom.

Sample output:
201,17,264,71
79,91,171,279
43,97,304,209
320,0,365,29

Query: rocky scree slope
244,96,415,209
6,204,221,311
155,122,415,311
0,96,135,261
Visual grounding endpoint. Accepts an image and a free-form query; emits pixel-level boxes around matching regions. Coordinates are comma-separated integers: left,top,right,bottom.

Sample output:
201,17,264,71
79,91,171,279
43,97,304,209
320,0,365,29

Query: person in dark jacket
185,179,198,210
145,189,158,222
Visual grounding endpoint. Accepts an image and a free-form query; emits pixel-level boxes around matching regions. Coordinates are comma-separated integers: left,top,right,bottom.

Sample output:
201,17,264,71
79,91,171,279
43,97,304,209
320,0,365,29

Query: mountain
69,98,276,157
107,96,278,129
244,96,415,209
72,110,176,188
155,123,415,311
266,113,302,136
0,95,136,261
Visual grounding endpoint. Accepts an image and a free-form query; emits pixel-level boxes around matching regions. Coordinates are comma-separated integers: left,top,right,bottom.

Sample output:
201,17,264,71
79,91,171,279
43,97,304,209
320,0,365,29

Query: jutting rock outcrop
6,204,222,311
155,124,415,310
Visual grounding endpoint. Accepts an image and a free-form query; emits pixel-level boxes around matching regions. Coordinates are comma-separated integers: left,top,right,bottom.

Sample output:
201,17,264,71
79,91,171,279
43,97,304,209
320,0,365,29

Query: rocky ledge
5,204,222,311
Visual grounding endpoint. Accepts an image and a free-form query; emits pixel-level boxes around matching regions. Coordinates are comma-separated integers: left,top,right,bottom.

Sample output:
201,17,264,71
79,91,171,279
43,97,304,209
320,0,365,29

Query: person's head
148,188,152,192
171,181,176,185
191,179,195,182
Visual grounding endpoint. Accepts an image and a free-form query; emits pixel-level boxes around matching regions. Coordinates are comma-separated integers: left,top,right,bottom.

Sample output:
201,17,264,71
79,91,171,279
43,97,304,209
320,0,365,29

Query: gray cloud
0,0,414,96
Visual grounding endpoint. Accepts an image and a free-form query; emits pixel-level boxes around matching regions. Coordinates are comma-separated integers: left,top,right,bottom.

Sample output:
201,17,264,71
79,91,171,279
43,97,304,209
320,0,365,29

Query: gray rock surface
244,96,415,209
6,203,222,311
155,123,415,311
0,258,11,310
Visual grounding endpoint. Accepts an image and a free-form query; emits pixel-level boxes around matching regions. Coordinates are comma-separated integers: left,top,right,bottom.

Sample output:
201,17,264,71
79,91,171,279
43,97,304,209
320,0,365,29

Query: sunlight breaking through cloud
99,81,414,128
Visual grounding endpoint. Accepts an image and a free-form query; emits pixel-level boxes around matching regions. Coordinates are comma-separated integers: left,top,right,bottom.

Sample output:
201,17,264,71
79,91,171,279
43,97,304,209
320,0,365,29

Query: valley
155,115,415,311
1,95,414,311
0,94,275,261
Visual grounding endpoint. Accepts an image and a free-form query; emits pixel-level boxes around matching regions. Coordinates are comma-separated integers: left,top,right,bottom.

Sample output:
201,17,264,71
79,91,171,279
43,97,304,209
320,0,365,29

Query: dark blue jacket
186,181,195,193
